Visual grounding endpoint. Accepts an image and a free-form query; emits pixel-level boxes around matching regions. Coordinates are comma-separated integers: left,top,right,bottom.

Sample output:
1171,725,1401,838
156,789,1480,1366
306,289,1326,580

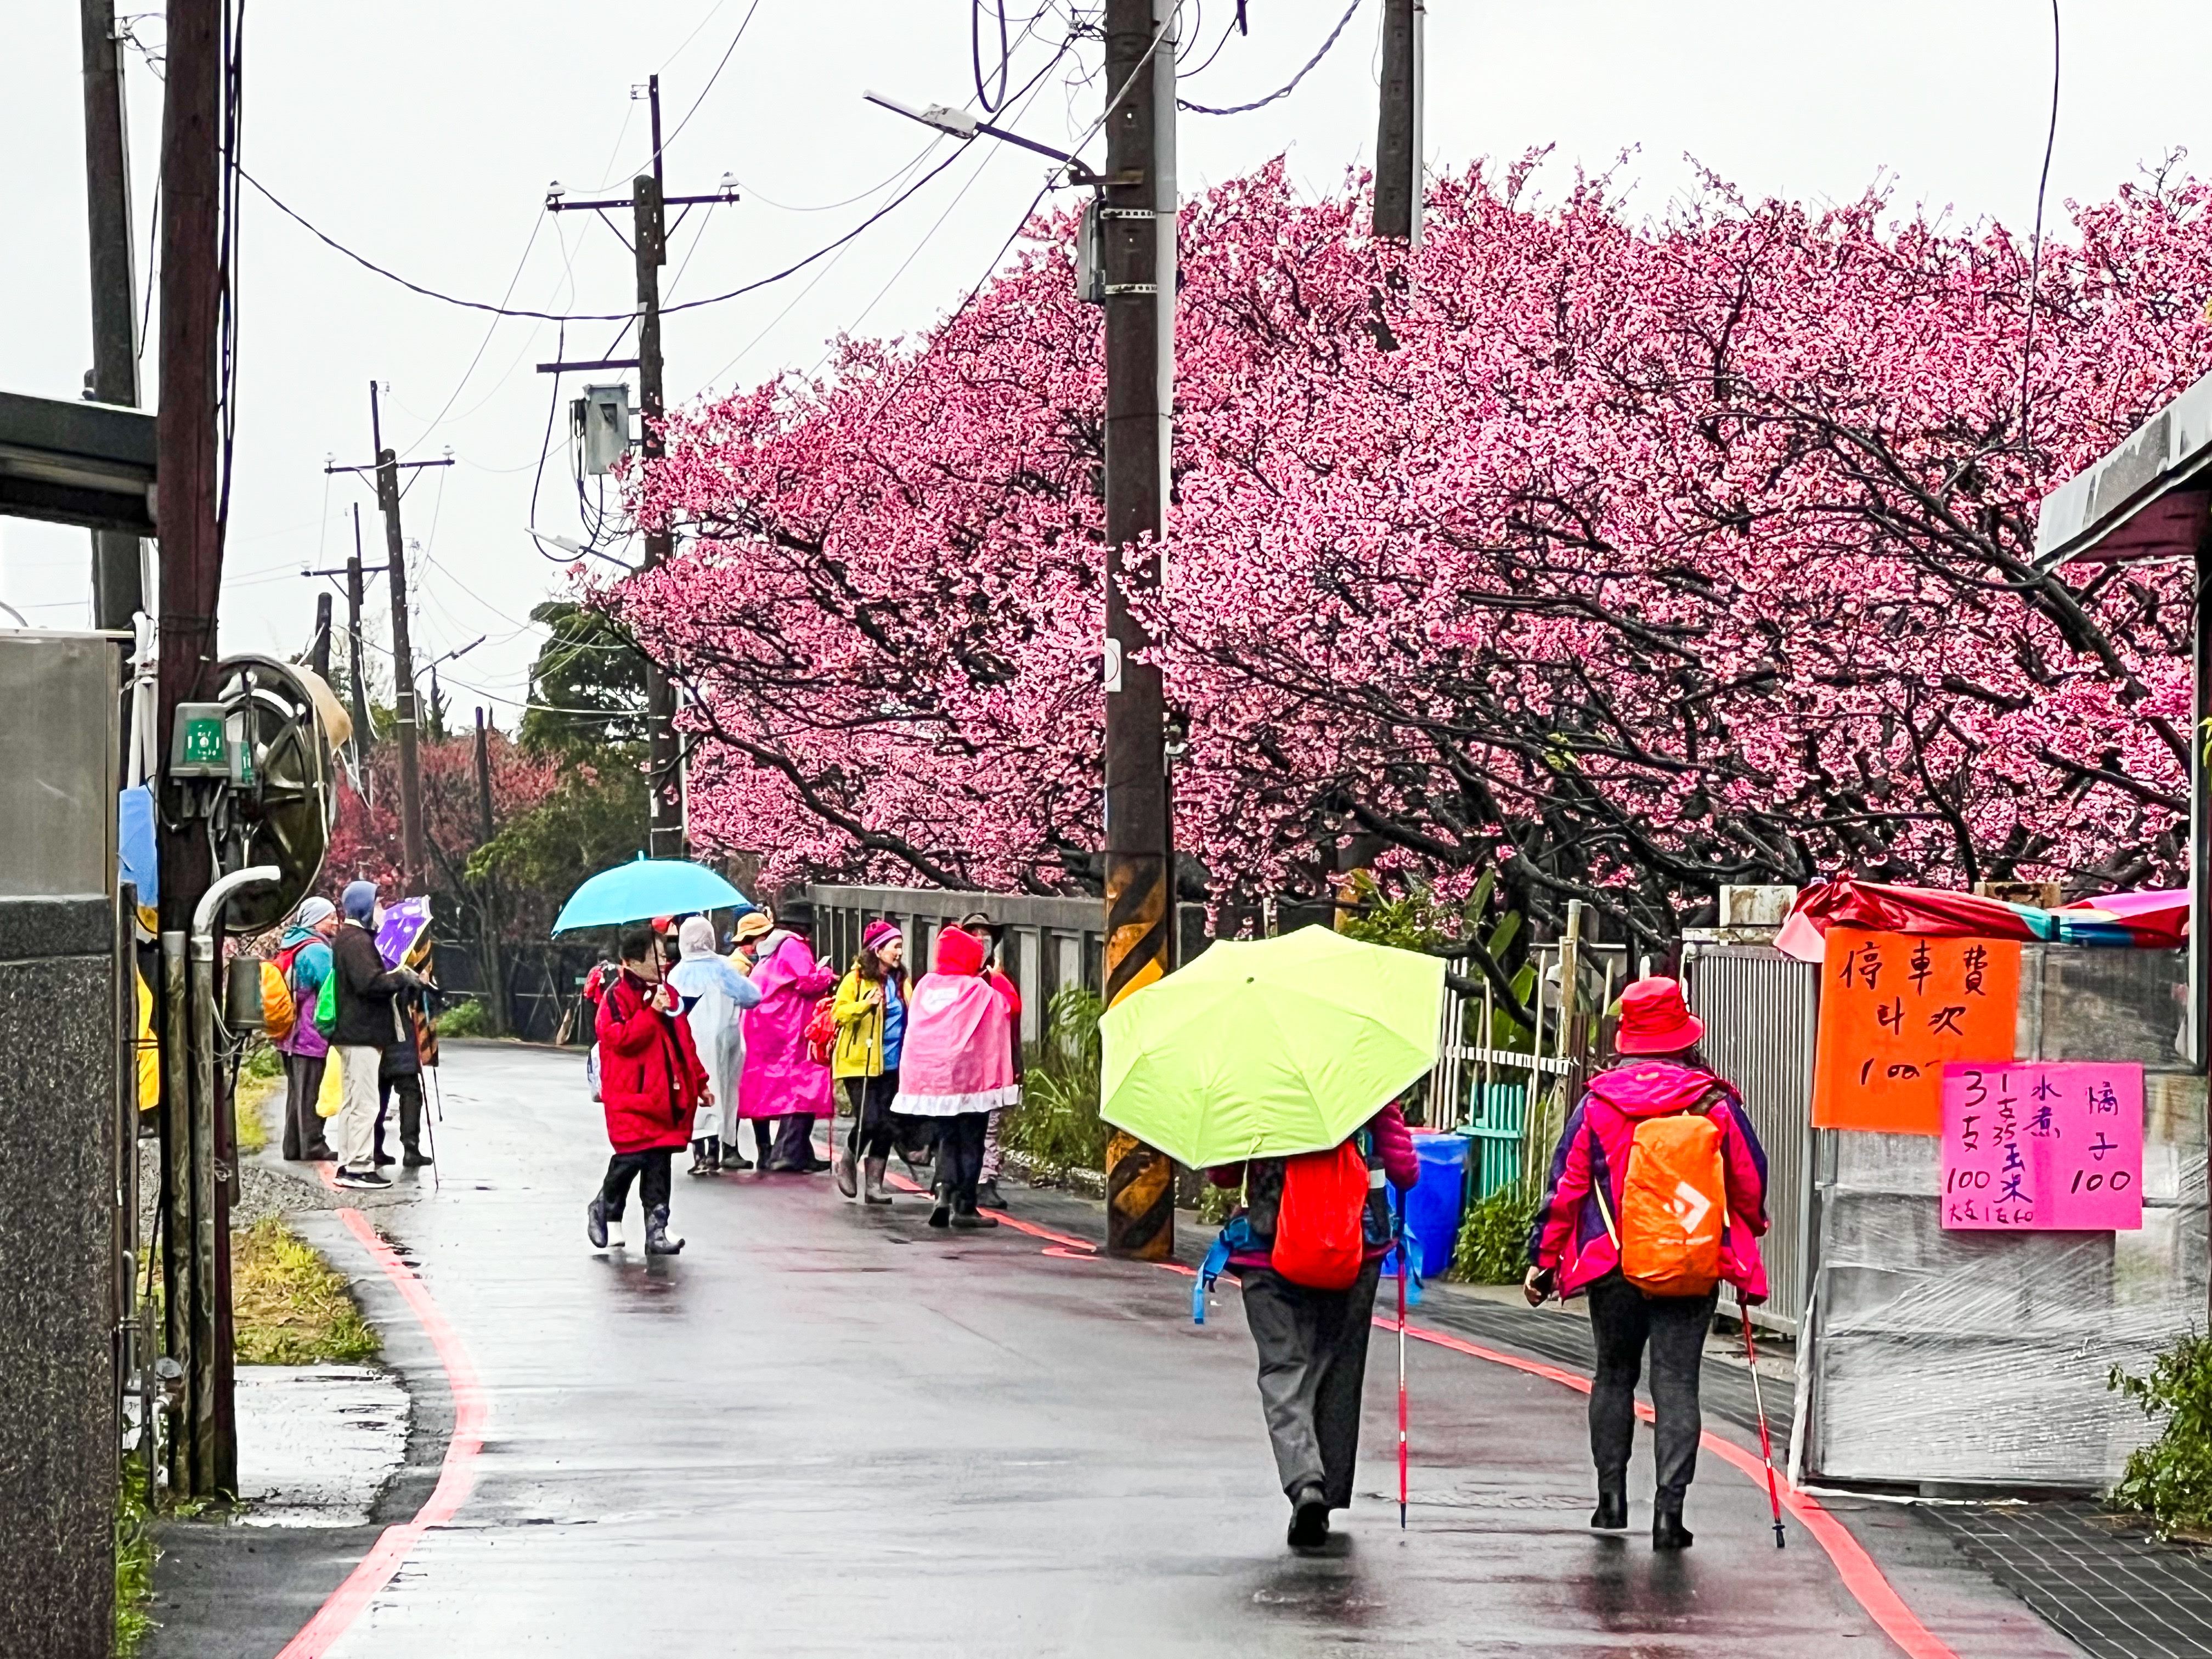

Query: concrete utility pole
634,83,683,859
1373,0,1425,245
82,0,144,630
1099,0,1178,1261
540,76,737,860
346,507,371,755
154,0,228,1502
328,394,450,882
371,385,428,886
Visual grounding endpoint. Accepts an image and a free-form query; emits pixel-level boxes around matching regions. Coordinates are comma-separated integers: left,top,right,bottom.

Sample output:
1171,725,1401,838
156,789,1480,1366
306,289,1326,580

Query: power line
1177,0,1364,115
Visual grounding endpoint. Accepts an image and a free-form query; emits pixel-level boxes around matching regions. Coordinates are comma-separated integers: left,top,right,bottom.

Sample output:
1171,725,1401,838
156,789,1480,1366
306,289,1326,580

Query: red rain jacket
595,968,709,1154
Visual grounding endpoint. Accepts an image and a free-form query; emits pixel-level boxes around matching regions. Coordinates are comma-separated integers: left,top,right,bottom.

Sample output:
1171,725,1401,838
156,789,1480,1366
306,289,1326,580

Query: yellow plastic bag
316,1056,345,1119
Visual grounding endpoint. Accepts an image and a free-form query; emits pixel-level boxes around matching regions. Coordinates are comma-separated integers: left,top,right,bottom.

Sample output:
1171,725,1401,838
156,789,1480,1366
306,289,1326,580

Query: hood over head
678,916,718,960
341,880,379,923
932,925,987,978
1588,1059,1727,1118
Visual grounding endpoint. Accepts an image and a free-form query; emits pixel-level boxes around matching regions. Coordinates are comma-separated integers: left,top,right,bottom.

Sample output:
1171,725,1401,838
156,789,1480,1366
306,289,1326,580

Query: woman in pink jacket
893,927,1019,1230
736,923,837,1174
1525,975,1768,1551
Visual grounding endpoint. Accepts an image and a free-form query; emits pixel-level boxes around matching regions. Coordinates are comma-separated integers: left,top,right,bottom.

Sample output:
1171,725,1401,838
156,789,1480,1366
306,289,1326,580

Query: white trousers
333,1045,383,1172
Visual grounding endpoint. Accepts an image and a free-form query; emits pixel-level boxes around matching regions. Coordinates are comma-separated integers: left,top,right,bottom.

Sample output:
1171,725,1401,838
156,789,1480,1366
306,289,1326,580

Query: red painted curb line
272,1207,487,1659
1385,1319,1957,1659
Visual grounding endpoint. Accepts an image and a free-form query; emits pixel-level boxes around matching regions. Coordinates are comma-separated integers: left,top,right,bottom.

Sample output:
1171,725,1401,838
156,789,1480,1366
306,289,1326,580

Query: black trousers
843,1072,901,1160
374,1073,424,1159
282,1052,331,1160
769,1113,819,1169
600,1148,673,1218
1587,1274,1717,1502
934,1111,988,1207
1239,1261,1381,1507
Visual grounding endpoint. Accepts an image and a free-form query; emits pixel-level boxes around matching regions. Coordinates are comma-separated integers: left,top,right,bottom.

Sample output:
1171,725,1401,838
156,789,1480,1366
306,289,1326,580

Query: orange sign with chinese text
1810,928,2020,1135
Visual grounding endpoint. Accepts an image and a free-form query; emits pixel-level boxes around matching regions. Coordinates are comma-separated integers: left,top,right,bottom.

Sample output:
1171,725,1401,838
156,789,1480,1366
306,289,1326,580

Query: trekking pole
1395,1201,1409,1530
1741,1317,1786,1549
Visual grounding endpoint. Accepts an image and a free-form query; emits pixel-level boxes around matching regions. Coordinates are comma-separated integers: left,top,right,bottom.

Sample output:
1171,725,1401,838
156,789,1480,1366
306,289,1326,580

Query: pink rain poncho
891,927,1020,1118
736,932,836,1121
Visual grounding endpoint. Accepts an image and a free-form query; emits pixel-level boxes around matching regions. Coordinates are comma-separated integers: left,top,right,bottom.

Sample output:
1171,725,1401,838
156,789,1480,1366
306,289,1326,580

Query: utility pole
1373,0,1425,244
473,707,495,843
327,392,450,886
540,76,736,859
346,506,370,754
82,0,144,630
634,81,683,859
154,0,227,1500
309,592,332,680
1099,0,1178,1261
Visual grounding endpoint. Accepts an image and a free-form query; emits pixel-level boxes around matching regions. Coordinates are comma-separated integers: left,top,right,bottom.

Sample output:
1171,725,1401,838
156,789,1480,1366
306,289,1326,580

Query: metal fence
1680,940,1818,1334
803,886,1114,1047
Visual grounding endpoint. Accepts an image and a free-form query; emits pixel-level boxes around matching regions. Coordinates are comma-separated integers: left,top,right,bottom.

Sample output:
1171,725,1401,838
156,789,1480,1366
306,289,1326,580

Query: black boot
586,1196,611,1250
928,1183,952,1229
1287,1483,1330,1550
689,1137,716,1177
951,1203,999,1231
400,1094,429,1166
721,1141,753,1171
1590,1485,1628,1531
1652,1493,1694,1550
644,1205,684,1256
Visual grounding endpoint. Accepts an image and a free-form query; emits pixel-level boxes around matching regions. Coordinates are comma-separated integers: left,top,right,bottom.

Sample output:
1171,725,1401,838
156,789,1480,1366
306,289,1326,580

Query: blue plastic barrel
1395,1131,1472,1280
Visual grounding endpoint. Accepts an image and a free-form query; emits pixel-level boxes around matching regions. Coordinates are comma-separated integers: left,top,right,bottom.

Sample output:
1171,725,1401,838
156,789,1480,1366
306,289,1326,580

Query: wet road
289,1043,2069,1657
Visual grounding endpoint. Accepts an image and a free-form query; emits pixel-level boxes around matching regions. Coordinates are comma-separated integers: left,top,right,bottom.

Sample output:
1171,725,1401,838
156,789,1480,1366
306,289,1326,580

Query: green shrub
239,1042,283,1082
1004,986,1109,1173
2109,1330,2212,1536
436,998,495,1039
1448,1182,1542,1284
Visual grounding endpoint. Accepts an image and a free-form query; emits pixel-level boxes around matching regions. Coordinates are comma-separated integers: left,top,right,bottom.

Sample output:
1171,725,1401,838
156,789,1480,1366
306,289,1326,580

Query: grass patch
233,1044,283,1155
1448,1182,1542,1284
1003,986,1110,1175
232,1216,380,1366
2109,1330,2212,1536
436,998,494,1039
115,1458,157,1657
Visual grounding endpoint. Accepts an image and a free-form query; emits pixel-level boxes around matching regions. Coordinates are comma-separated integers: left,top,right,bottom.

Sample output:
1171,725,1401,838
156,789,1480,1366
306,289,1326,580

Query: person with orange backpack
1525,975,1769,1551
1207,1102,1419,1550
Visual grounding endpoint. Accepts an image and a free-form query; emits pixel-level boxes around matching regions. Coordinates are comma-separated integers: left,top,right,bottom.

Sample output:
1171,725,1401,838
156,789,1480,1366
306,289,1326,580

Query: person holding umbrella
1099,926,1441,1550
1523,975,1769,1550
588,924,710,1254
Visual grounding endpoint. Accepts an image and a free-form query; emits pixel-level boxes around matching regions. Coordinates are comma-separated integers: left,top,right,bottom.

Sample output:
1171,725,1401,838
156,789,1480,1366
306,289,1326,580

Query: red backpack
1271,1141,1371,1290
803,993,838,1066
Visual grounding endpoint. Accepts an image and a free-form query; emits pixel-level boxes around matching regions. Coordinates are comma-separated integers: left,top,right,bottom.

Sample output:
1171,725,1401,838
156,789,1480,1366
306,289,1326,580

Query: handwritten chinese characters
1811,929,2021,1134
1939,1062,2144,1231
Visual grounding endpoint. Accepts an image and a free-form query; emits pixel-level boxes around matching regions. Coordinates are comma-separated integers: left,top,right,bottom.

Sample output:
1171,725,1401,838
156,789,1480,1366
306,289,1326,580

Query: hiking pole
1395,1203,1409,1530
1741,1317,1786,1549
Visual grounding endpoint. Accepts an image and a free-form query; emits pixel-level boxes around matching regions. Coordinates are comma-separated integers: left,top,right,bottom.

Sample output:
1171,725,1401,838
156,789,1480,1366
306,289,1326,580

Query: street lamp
863,89,1107,186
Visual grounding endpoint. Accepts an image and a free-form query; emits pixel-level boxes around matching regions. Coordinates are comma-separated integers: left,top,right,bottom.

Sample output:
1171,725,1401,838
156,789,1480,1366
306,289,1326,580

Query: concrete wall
0,895,117,1656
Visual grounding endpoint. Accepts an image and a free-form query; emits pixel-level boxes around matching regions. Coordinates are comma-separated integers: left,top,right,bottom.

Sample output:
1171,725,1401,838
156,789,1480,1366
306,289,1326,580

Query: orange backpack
1271,1142,1372,1291
1600,1097,1728,1297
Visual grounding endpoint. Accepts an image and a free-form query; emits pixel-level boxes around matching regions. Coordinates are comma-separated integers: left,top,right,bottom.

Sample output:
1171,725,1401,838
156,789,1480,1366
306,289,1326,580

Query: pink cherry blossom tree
616,153,2212,949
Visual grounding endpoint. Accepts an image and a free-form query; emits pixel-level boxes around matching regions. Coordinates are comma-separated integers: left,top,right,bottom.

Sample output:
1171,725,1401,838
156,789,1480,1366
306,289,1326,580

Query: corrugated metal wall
1682,941,1818,1333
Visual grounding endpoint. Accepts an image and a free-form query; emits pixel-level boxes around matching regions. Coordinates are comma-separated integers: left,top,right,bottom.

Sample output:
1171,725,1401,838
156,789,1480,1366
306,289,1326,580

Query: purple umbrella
377,896,434,969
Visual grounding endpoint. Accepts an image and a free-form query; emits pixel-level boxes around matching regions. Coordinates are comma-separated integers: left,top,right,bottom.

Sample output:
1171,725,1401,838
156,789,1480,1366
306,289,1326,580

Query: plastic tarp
1778,877,2186,962
1797,944,2205,1489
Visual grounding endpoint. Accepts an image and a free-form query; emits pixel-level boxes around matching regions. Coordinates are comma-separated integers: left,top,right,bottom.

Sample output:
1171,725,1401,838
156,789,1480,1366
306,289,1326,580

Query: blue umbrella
551,855,752,935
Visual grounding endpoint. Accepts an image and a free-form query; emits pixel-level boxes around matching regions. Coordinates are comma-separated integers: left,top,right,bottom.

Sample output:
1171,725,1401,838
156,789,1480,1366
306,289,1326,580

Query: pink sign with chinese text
1939,1062,2143,1231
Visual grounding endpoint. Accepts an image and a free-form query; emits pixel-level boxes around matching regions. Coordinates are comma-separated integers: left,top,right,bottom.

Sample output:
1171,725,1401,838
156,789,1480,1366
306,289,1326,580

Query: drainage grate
1924,1500,2212,1659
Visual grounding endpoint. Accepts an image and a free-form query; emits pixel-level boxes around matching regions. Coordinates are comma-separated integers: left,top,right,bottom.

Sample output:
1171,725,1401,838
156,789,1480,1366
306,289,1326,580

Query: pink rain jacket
1530,1059,1770,1302
892,927,1019,1117
735,933,836,1121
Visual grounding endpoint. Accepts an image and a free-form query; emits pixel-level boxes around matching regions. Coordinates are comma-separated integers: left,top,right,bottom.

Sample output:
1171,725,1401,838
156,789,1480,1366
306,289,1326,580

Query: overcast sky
6,1,2208,721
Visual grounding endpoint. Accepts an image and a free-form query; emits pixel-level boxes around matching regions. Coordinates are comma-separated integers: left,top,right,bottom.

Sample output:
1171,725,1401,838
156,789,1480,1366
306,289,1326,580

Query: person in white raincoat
668,916,761,1175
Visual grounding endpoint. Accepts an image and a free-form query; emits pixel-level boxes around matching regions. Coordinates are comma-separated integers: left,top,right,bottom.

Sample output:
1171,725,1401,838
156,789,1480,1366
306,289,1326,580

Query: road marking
273,1207,486,1659
1386,1319,1958,1659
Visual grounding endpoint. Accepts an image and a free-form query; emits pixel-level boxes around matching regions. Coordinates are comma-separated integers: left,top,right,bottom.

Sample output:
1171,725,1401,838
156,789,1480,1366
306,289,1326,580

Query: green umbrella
1099,926,1445,1169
